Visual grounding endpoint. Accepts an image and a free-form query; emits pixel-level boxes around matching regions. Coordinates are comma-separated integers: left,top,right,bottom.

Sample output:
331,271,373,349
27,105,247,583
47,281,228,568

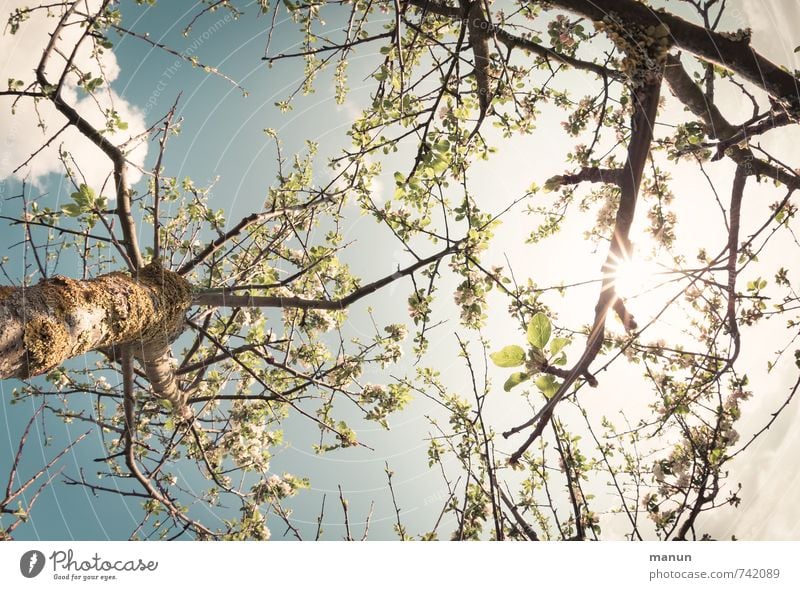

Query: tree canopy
1,0,799,541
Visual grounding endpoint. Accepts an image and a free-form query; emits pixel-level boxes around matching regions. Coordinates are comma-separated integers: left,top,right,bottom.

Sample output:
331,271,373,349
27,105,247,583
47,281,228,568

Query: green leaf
430,154,449,174
535,374,559,399
490,345,526,368
527,313,551,349
434,139,450,153
70,184,96,210
503,372,529,392
549,336,569,356
61,203,82,217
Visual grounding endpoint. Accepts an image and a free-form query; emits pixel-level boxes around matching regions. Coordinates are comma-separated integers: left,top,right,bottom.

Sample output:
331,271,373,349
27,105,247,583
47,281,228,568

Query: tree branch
121,346,214,538
548,0,800,111
664,54,800,189
192,242,460,309
178,197,333,276
509,70,664,462
34,0,144,270
494,28,618,79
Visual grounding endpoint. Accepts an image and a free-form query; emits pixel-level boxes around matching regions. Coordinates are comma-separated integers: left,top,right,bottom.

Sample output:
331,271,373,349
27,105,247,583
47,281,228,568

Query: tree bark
547,0,800,111
0,264,192,403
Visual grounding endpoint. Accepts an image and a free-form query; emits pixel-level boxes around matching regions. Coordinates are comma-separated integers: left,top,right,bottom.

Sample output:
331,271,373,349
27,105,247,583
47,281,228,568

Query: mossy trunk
0,264,192,408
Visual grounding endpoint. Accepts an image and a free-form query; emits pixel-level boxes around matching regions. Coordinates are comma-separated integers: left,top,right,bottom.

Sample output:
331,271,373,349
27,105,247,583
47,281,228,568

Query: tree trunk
0,264,192,406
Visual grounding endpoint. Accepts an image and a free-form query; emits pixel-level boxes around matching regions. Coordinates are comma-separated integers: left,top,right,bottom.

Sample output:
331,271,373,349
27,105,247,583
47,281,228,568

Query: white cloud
0,0,148,192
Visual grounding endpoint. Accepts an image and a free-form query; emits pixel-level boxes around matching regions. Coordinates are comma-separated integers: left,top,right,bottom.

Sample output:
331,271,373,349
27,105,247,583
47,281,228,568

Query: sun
610,253,662,301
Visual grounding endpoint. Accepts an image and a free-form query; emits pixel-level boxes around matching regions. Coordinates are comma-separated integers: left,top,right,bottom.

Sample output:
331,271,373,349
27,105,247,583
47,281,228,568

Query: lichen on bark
0,263,193,389
22,316,70,376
